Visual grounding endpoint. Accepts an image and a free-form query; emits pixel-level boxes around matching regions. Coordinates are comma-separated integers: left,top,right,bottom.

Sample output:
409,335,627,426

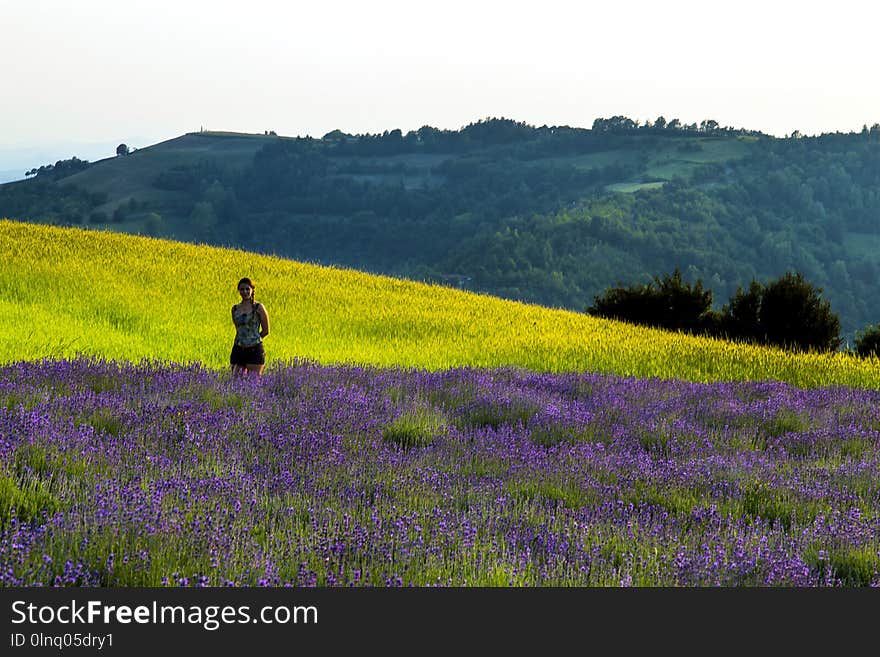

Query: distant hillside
2,117,879,340
49,131,279,216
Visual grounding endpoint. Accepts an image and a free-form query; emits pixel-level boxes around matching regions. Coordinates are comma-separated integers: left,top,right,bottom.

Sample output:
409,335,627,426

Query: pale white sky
3,0,879,171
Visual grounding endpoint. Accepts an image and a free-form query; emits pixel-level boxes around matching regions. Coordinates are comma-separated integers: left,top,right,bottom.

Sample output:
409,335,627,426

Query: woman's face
238,284,253,301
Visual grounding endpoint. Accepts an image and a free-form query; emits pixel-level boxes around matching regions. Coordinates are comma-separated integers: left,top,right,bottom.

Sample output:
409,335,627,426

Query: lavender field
2,357,879,586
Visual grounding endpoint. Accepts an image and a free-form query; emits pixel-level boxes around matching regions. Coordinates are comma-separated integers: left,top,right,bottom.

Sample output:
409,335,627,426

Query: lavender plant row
1,357,879,586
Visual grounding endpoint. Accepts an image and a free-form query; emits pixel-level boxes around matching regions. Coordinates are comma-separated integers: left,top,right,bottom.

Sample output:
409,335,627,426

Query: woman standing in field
230,277,270,375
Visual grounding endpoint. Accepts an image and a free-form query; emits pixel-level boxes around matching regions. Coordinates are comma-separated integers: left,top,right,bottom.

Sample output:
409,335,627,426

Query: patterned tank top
232,303,263,347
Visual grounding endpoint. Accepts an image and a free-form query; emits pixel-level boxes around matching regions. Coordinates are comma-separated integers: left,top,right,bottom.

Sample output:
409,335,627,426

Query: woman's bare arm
258,304,270,338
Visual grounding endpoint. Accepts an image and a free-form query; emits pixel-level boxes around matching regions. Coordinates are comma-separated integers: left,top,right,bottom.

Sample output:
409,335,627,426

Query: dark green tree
758,272,841,352
853,324,880,358
588,268,713,334
720,281,764,343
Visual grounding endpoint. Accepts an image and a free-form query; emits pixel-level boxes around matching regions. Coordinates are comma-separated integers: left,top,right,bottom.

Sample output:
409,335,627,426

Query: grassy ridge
2,218,879,388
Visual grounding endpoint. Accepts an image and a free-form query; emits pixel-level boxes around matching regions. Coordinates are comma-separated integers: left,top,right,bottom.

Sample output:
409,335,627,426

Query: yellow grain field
3,219,878,388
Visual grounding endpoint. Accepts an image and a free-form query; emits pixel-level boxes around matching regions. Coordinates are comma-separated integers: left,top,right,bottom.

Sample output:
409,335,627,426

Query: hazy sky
3,0,879,170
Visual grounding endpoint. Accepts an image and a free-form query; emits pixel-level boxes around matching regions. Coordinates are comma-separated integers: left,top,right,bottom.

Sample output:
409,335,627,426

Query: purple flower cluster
1,357,878,586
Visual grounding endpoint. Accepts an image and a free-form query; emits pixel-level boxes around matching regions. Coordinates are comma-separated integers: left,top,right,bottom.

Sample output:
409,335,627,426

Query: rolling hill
2,118,879,341
58,131,280,216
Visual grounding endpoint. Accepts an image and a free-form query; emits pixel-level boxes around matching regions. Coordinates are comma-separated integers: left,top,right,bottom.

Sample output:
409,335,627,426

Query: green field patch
777,431,875,461
529,423,590,447
470,563,533,586
196,385,246,412
383,404,449,449
14,443,55,480
394,487,446,512
384,385,408,404
736,481,795,529
82,372,122,394
838,436,878,460
72,529,211,587
12,443,89,485
581,408,625,442
453,392,543,431
643,487,702,516
1,391,28,411
694,407,753,434
635,425,676,456
645,161,701,180
622,480,705,516
76,407,126,438
804,544,880,586
0,473,61,526
732,481,833,530
747,409,811,452
605,181,665,194
593,533,638,574
358,477,404,508
506,478,596,510
455,455,510,479
762,409,810,438
256,492,312,531
528,414,615,447
539,149,643,172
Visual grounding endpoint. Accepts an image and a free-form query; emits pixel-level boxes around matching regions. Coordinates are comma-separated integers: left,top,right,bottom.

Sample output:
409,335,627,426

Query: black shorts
230,342,265,366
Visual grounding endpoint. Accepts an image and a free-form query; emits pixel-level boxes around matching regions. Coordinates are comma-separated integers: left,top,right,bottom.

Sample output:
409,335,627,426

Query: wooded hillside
3,117,879,340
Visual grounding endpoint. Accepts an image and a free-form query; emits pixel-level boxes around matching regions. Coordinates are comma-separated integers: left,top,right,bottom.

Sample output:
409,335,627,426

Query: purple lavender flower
1,357,878,586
